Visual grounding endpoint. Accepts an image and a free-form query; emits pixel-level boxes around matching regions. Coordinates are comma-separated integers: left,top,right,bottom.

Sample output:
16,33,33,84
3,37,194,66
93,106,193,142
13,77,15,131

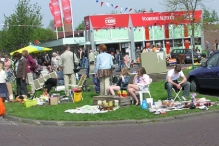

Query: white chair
172,87,182,101
134,78,153,105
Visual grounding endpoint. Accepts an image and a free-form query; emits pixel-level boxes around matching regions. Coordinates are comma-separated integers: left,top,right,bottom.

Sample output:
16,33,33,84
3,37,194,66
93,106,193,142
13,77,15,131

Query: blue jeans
7,71,12,82
165,81,190,99
86,63,90,78
84,57,88,68
117,61,123,71
80,59,84,68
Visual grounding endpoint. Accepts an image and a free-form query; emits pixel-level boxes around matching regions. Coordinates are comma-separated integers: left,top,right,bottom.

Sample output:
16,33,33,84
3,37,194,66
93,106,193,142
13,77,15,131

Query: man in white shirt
165,65,190,101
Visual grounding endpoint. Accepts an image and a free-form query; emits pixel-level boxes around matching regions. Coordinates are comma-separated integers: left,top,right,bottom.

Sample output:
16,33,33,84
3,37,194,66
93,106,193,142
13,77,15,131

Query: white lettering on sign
142,15,175,21
105,17,116,25
85,20,89,27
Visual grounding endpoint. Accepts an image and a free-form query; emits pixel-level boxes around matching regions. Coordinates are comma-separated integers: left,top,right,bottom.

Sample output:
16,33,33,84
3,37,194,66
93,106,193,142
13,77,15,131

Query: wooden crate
93,95,131,107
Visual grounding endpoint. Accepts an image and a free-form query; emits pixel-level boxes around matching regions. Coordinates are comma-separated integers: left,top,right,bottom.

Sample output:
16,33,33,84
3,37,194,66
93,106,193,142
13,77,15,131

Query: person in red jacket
22,50,36,94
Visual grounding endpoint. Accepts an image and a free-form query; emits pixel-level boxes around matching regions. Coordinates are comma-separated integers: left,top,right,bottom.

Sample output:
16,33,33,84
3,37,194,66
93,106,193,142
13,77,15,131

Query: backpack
0,98,6,116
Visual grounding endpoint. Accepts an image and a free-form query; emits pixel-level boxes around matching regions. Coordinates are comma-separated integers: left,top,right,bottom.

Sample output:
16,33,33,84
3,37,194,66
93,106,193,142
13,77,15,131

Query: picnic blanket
65,105,119,114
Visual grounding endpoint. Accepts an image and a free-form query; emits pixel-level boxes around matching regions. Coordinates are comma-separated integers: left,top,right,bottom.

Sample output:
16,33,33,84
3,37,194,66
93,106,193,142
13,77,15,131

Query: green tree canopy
76,21,85,30
0,0,56,54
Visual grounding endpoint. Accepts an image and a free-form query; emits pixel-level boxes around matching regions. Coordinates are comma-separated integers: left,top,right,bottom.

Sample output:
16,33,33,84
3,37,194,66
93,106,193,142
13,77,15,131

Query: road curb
4,109,219,126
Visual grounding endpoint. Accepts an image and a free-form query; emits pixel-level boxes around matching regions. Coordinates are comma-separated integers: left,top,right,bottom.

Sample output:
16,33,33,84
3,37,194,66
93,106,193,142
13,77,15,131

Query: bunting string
0,24,41,27
95,0,145,13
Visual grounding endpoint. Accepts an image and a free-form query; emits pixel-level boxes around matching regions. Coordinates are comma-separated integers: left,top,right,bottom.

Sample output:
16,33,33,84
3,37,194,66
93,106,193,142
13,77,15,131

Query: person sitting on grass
56,67,64,85
106,68,130,96
165,64,190,101
127,67,150,106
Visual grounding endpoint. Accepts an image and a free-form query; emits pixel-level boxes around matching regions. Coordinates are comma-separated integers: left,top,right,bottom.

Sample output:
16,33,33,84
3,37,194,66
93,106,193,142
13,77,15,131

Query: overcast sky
0,0,218,30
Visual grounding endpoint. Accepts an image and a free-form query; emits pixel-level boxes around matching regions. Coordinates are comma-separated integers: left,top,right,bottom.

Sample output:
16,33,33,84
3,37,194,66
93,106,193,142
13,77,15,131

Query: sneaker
181,96,186,101
167,97,173,101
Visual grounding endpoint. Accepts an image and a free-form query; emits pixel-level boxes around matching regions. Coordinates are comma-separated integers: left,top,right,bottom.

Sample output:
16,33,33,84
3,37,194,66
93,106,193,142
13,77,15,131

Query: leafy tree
48,20,54,30
76,21,85,30
162,0,205,51
203,8,219,23
31,28,56,44
149,8,154,12
0,0,42,53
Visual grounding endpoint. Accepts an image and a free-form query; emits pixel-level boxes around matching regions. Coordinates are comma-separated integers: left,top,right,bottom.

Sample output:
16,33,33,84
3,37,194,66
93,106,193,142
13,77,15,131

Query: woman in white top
51,52,60,71
0,61,9,102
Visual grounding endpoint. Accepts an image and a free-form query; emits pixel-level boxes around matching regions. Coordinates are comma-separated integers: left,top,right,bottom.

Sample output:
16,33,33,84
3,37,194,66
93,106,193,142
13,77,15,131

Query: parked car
187,50,219,92
170,49,201,63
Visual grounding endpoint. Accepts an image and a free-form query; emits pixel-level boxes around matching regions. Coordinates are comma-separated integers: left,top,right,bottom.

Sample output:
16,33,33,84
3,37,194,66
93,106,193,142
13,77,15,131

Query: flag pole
70,0,74,38
55,27,59,40
59,0,66,38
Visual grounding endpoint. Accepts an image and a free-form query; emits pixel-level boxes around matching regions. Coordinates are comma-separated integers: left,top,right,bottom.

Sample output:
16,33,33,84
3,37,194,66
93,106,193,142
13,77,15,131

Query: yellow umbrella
10,45,52,56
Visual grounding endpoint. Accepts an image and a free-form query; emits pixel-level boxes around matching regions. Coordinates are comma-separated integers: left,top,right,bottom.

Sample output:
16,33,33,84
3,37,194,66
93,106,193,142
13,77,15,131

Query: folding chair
43,74,51,81
68,74,87,90
38,77,45,87
50,72,57,78
31,79,44,99
172,87,182,101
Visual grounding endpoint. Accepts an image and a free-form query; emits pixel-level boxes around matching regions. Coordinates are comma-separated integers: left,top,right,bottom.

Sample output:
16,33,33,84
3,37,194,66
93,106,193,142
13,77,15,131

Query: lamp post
191,35,195,65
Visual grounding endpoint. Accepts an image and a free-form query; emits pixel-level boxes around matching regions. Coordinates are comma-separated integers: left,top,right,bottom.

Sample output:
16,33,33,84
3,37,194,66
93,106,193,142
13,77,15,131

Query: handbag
73,52,80,73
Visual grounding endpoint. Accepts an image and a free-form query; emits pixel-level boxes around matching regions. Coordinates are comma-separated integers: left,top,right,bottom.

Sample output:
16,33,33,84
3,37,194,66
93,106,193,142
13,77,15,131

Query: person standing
123,53,130,69
44,53,50,66
78,47,85,68
116,49,123,72
206,40,210,58
0,61,9,102
13,52,28,97
136,46,141,57
59,44,78,96
22,50,36,95
95,44,114,95
51,52,60,71
213,39,218,51
3,55,12,81
87,49,95,77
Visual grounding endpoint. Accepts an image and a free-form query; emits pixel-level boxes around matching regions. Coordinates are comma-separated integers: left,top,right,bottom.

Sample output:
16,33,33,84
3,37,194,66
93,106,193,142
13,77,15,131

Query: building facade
84,10,203,60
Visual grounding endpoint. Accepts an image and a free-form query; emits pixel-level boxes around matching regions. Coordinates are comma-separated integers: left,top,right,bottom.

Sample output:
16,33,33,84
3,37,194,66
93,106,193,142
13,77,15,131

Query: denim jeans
84,57,88,68
166,81,190,99
117,61,123,71
86,63,90,78
80,59,84,68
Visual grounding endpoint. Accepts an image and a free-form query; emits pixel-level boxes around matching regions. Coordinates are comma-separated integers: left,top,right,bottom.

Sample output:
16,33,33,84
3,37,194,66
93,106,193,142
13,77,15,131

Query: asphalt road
1,113,219,146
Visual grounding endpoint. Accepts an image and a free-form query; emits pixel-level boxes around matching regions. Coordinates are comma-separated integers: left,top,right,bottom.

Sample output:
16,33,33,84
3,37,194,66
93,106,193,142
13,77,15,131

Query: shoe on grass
167,97,173,101
181,96,186,101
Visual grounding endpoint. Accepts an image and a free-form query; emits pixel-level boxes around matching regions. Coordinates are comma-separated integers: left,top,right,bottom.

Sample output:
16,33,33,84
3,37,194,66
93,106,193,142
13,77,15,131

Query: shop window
194,37,201,45
174,39,183,47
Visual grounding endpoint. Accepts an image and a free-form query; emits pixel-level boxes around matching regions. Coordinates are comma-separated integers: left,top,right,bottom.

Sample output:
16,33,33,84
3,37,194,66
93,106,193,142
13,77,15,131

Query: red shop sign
88,14,129,29
130,10,202,27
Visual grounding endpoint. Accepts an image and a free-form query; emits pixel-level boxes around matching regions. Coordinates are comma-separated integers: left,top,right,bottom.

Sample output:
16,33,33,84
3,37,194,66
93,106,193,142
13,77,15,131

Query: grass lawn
5,69,219,121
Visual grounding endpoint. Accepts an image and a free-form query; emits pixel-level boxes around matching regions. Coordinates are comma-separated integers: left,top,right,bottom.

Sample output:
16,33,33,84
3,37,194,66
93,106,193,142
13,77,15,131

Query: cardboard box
50,97,58,105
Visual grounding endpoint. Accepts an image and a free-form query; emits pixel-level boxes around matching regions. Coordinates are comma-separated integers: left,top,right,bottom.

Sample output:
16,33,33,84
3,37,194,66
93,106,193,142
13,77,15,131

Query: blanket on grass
65,105,119,114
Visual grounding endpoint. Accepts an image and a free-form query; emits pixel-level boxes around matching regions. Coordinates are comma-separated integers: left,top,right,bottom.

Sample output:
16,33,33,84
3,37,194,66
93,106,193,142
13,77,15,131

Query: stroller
92,75,100,93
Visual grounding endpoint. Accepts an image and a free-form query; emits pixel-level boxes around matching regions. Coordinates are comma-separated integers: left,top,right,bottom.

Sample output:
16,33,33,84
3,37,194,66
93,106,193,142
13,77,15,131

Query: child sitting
106,68,130,96
56,67,64,85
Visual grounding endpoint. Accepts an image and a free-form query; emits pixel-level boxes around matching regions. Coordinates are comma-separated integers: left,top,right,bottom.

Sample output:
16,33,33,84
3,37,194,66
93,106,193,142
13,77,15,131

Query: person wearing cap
165,65,190,101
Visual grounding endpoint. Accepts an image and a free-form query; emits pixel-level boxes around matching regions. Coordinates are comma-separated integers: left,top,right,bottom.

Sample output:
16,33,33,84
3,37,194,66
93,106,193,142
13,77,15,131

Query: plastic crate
24,99,37,108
